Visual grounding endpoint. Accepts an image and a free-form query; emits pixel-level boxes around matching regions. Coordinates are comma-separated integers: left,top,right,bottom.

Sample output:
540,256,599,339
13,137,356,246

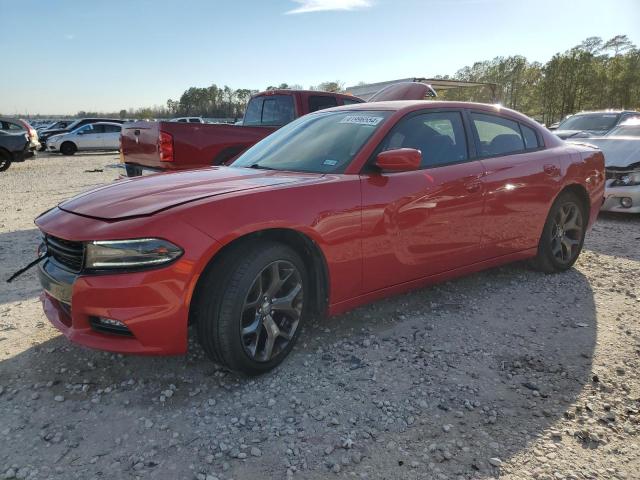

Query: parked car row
38,117,125,152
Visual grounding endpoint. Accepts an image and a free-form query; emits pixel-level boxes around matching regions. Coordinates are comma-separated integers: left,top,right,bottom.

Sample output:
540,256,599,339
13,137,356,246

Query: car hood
571,137,640,168
555,129,606,139
58,167,320,220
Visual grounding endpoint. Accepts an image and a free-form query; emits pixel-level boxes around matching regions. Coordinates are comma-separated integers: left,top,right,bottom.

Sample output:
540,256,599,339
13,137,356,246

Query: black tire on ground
125,164,142,177
60,142,77,156
530,191,587,273
195,241,308,375
0,150,12,172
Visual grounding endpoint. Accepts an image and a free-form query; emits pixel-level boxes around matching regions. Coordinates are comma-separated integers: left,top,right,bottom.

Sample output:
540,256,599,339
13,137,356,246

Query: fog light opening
89,316,133,336
620,197,633,208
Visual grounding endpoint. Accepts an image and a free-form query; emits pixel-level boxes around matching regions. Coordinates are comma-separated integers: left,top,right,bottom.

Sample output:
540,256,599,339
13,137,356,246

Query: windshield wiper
247,163,279,171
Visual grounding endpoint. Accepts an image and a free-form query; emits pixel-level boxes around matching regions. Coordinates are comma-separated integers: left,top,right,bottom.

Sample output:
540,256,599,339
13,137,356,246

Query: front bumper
602,183,640,213
37,256,191,355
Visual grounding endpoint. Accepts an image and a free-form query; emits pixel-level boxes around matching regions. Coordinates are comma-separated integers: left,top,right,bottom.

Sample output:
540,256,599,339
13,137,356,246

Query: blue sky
1,0,638,115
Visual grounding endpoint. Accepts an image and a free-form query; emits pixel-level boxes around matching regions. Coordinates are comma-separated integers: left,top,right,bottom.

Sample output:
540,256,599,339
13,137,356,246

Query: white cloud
285,0,372,15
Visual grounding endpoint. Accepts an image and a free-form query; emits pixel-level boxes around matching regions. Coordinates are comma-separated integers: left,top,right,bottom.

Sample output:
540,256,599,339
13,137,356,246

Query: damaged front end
604,161,640,213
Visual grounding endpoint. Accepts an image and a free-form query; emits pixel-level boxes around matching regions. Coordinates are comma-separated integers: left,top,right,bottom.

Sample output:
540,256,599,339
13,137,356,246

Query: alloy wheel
550,202,583,263
240,260,303,362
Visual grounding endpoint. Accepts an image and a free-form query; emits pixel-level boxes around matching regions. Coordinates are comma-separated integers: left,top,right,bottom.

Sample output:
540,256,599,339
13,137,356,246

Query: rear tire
195,242,308,375
0,150,12,172
530,191,586,273
60,142,77,156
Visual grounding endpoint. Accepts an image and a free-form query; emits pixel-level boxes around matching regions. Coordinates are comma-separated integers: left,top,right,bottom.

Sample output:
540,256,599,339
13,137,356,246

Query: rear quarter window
521,124,540,149
471,113,525,156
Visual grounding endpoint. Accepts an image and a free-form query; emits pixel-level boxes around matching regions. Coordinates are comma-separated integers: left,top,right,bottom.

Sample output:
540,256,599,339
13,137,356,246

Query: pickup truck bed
121,122,276,175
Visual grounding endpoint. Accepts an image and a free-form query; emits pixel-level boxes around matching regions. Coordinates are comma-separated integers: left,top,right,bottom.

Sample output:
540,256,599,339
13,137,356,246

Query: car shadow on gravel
0,228,43,303
0,262,597,479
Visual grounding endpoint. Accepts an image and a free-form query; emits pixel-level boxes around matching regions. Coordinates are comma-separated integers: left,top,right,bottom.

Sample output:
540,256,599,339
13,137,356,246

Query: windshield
232,110,391,173
607,124,640,137
559,113,619,132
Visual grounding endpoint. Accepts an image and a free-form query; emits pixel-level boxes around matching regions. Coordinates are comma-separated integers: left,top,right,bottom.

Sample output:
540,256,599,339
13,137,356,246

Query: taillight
158,131,174,162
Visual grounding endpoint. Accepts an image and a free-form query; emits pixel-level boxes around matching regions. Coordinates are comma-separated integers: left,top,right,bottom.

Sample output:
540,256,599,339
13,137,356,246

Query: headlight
84,238,183,270
611,171,640,186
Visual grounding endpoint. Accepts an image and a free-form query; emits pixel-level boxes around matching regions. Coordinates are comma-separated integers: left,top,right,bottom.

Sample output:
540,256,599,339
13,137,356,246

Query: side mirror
375,148,421,172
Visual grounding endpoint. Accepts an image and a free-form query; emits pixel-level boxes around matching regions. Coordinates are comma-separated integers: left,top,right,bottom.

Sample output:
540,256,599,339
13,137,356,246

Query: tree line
438,35,639,124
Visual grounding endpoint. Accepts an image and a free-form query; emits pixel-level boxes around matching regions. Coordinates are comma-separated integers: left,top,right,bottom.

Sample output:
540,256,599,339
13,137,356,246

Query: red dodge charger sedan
35,101,604,375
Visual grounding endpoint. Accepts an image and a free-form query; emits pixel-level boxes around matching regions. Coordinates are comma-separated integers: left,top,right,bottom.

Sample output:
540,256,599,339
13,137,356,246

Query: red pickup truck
121,89,363,176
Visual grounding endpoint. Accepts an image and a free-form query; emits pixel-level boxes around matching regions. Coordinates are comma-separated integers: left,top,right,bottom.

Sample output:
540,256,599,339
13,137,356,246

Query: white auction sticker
339,115,384,126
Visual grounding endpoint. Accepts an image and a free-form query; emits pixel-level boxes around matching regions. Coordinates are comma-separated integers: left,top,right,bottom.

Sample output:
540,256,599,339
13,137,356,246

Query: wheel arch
189,227,330,324
557,182,590,219
0,146,12,160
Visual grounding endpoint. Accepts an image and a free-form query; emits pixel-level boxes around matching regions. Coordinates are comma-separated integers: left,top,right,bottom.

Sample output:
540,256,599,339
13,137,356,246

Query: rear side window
244,95,295,126
381,111,468,168
471,113,525,156
188,118,200,123
308,95,338,112
103,124,122,133
521,124,540,149
1,121,24,131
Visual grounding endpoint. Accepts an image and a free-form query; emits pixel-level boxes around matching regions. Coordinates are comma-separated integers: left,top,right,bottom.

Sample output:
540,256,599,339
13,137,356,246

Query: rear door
469,111,562,257
102,124,122,149
360,109,487,292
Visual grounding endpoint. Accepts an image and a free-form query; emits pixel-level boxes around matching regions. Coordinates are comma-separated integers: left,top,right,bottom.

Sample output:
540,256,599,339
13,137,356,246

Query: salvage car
0,130,30,172
553,110,639,139
47,122,123,155
569,120,640,213
0,117,40,153
35,101,604,375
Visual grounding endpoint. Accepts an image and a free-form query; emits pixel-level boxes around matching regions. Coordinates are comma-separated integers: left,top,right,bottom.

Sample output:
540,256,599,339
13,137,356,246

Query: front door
360,110,486,293
75,124,102,149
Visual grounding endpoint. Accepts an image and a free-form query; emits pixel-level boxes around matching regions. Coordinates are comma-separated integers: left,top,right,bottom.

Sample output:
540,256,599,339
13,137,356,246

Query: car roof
569,110,638,116
318,100,539,124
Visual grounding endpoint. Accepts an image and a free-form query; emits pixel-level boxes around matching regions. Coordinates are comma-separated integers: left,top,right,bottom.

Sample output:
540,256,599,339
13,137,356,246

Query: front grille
605,170,616,180
45,235,84,272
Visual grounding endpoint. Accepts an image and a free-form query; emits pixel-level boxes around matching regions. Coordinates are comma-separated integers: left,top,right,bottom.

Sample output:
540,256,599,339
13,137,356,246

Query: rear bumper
38,258,190,355
602,184,640,213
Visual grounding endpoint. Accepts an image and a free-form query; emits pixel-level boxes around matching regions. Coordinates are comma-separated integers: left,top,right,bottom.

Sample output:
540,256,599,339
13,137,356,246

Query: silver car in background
47,122,123,156
571,120,640,213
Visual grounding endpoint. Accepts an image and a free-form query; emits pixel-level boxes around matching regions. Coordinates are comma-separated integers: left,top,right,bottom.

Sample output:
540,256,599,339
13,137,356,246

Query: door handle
544,164,560,176
464,181,482,193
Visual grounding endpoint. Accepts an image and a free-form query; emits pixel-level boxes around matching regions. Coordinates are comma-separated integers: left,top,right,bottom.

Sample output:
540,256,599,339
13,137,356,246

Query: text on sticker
339,115,384,126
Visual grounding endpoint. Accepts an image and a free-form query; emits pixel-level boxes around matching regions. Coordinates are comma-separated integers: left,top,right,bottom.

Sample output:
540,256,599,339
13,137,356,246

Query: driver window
78,125,93,134
381,111,468,168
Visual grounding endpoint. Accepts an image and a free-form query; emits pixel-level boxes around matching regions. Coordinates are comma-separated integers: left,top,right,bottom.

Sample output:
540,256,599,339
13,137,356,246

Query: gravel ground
1,153,639,480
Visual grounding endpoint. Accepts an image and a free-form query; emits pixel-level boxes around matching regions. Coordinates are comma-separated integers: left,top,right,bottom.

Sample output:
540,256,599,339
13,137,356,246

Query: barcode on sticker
339,115,383,126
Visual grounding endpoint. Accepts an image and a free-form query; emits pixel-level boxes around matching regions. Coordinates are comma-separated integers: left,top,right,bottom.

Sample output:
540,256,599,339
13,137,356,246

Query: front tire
531,191,586,273
60,142,77,156
195,242,308,375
